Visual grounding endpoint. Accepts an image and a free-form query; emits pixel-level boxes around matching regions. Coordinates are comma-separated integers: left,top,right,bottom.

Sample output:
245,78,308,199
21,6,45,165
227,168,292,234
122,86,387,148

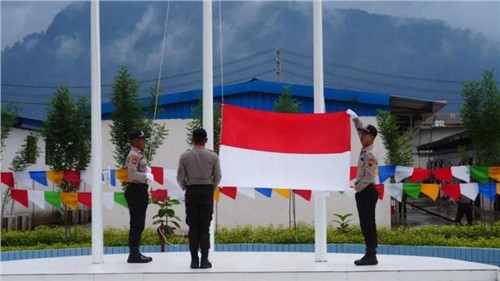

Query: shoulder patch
131,156,139,165
367,155,376,167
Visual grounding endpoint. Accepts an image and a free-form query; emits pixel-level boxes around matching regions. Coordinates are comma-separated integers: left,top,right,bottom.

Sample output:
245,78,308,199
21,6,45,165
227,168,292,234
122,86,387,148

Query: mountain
2,1,500,121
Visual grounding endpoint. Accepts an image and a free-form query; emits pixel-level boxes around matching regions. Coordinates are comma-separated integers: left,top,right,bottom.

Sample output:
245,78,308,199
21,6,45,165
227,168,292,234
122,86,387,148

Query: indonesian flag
219,105,351,191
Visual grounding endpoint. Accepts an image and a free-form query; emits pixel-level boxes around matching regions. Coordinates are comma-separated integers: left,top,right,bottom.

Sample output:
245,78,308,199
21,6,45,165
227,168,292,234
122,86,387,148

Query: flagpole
203,0,216,251
90,0,104,264
313,0,327,262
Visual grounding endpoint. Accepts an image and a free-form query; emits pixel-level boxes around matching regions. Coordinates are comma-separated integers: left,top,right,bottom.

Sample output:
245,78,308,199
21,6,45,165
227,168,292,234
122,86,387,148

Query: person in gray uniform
347,109,379,266
125,130,154,263
177,128,221,269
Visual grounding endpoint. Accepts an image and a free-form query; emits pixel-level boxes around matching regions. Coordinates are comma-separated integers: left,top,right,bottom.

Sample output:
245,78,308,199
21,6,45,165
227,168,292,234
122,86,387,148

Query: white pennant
237,187,255,199
13,172,33,189
395,166,414,183
27,190,45,209
459,183,479,201
452,166,470,183
385,183,403,202
163,168,185,200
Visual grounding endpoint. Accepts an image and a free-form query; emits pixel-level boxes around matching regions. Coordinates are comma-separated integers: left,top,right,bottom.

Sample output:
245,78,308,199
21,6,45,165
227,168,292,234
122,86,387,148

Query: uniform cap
357,124,378,138
130,130,150,140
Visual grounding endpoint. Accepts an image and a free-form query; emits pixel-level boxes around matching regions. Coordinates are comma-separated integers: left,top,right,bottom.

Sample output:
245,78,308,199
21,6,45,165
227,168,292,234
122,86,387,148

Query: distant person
177,128,221,269
347,109,379,266
125,130,155,263
455,195,473,225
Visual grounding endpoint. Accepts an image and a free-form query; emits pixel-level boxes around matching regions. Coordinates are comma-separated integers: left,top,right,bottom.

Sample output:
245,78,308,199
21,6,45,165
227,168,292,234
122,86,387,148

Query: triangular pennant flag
237,187,255,199
488,166,500,182
420,184,439,201
497,183,500,195
29,171,48,186
63,170,81,187
403,183,421,199
273,188,290,199
61,192,79,210
255,188,272,198
1,172,14,188
378,166,395,183
214,187,220,202
374,184,384,200
395,166,414,183
28,190,45,209
78,192,92,208
294,189,312,201
47,171,64,186
151,166,164,185
442,184,460,201
385,183,403,202
102,192,114,210
470,165,489,183
115,169,128,182
44,191,61,209
459,183,479,201
451,166,470,183
478,183,497,203
349,166,357,180
433,168,452,182
13,172,32,189
219,186,237,200
151,189,168,202
114,192,128,208
109,169,117,186
410,168,430,183
10,189,29,207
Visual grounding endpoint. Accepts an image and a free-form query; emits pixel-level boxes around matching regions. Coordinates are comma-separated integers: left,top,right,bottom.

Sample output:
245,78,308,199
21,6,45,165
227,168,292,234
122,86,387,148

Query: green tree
143,83,169,163
274,86,301,230
376,110,413,167
186,99,222,153
460,69,500,166
1,103,19,155
42,86,91,192
109,65,146,168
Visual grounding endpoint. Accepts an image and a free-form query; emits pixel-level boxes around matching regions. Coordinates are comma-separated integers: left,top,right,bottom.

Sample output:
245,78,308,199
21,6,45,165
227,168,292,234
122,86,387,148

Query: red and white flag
219,105,351,191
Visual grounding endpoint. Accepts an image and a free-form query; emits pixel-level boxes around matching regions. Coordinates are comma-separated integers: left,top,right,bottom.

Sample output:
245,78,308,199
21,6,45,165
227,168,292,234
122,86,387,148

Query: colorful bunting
14,172,32,189
395,166,413,183
151,189,168,202
478,183,497,203
78,192,92,208
237,187,256,199
403,183,421,199
451,166,470,183
488,167,500,182
433,168,452,182
294,189,312,201
61,192,79,210
1,172,15,188
459,183,479,201
219,186,237,200
385,183,403,202
378,166,395,183
114,192,128,208
44,191,61,209
28,190,45,209
214,187,221,202
497,183,500,196
110,169,117,186
442,184,460,201
63,170,81,187
151,166,164,185
255,188,272,198
470,165,489,183
46,171,64,186
349,166,357,180
29,171,48,186
410,168,430,183
10,189,29,207
374,184,384,200
420,184,439,201
273,188,290,199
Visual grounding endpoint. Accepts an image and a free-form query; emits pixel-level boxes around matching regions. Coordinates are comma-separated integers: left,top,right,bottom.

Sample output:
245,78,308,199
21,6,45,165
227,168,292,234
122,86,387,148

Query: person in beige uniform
177,128,221,269
347,109,379,266
125,130,154,263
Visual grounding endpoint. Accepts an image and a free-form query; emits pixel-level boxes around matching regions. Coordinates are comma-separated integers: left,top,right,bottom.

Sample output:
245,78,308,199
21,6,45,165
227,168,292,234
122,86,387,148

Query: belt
129,182,148,188
187,184,213,190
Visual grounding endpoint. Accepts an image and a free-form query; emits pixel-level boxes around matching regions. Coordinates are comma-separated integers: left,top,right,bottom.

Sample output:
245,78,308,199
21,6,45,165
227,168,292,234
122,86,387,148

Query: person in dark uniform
125,130,155,263
177,128,221,269
455,195,473,225
347,109,379,266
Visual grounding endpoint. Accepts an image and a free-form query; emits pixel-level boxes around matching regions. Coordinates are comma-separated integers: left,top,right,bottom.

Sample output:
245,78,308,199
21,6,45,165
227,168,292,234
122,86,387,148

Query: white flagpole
91,0,104,264
313,0,327,262
203,0,216,251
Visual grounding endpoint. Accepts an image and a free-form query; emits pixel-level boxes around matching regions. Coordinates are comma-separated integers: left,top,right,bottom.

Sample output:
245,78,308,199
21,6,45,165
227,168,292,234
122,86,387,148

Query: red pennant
10,189,29,207
78,192,92,208
1,172,14,188
293,189,312,201
411,168,430,183
433,168,452,182
375,184,384,200
349,166,357,181
442,184,460,201
219,186,237,200
151,166,164,185
63,170,81,187
151,189,168,202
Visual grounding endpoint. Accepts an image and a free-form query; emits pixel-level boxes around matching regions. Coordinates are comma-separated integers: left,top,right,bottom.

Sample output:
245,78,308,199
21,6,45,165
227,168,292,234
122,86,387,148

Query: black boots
200,257,212,269
354,248,378,266
127,247,152,263
190,249,212,269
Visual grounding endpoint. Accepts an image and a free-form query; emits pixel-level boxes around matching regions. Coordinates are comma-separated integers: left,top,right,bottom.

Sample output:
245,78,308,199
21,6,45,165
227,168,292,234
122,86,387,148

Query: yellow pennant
47,171,64,186
497,183,500,196
420,184,439,201
213,187,220,202
115,169,128,182
61,192,79,210
273,188,290,199
488,167,500,182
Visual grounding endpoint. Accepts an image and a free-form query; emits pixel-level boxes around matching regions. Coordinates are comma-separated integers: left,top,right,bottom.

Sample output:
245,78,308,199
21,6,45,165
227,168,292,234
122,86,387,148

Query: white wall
1,116,391,229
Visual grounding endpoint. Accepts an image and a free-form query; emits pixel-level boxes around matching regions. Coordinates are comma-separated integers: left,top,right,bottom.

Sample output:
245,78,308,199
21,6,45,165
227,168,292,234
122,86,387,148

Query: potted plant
151,197,181,252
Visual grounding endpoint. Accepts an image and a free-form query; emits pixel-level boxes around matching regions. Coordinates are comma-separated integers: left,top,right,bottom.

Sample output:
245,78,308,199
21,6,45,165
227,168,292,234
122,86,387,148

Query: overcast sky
1,1,499,50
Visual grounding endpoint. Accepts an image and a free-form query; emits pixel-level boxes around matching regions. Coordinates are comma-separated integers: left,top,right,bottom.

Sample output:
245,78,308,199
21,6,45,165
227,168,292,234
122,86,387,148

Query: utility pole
276,48,282,82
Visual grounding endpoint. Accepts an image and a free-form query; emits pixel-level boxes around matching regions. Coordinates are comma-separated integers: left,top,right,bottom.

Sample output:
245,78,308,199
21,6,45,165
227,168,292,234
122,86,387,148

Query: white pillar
90,0,103,264
313,0,327,262
203,0,215,251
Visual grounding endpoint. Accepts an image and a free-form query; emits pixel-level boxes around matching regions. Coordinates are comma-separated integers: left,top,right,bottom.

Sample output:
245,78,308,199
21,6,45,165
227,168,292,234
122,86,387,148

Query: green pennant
44,191,61,209
338,191,345,195
470,165,489,183
403,183,421,199
114,192,128,208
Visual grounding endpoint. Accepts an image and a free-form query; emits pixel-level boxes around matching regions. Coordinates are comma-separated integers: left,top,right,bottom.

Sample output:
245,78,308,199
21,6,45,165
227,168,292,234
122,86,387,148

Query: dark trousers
455,202,473,225
355,184,378,249
125,183,149,249
185,185,214,258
